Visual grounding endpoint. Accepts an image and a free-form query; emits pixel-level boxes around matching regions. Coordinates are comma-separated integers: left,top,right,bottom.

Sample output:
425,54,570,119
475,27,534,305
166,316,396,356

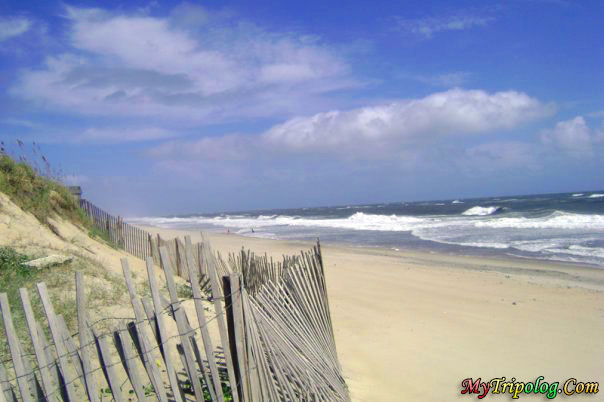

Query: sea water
131,191,604,267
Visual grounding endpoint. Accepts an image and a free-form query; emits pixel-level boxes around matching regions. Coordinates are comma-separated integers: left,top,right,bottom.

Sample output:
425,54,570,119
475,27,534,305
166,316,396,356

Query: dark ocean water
131,191,604,267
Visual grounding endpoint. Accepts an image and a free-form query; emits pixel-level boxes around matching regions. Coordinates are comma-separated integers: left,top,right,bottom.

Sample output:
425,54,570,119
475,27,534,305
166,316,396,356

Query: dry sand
142,226,604,402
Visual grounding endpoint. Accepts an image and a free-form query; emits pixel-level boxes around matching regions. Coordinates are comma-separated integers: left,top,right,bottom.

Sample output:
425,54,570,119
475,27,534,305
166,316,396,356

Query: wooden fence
79,199,211,280
1,207,350,401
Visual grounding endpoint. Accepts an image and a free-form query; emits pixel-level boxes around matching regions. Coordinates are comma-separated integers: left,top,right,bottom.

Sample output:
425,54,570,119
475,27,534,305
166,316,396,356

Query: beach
141,226,604,401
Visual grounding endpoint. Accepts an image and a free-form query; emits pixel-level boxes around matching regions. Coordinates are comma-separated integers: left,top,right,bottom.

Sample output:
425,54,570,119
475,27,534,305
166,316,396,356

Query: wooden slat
92,329,125,402
75,272,100,402
55,314,88,395
224,274,249,402
158,247,207,402
18,288,55,399
141,297,160,346
184,236,224,402
144,257,184,402
114,323,147,401
121,259,169,402
0,362,17,402
0,379,7,402
19,346,43,402
203,243,240,402
36,322,63,400
0,293,33,402
36,283,80,401
241,295,276,401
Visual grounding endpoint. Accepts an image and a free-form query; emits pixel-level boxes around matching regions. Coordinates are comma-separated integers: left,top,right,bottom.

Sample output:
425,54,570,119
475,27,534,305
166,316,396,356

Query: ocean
131,191,604,267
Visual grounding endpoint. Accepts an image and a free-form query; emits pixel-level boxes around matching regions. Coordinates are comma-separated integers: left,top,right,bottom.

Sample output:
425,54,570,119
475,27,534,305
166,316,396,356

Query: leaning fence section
1,232,350,401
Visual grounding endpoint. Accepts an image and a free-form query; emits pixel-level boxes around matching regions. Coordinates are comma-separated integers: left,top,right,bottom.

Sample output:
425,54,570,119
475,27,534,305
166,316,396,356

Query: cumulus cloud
262,89,553,154
147,88,553,160
0,17,31,41
540,116,603,157
11,5,354,128
395,14,493,38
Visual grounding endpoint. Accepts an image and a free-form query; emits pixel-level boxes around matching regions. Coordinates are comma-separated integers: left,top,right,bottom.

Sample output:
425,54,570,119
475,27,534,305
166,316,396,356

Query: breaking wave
131,208,604,266
461,206,502,216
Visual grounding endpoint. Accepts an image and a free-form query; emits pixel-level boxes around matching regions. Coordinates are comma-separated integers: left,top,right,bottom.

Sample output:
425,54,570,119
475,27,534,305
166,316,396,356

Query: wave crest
461,206,501,216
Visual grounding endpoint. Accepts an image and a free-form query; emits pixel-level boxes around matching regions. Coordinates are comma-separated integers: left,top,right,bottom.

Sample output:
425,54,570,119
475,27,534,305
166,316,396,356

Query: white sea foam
451,200,464,204
133,210,604,233
572,193,584,197
475,211,604,230
589,193,604,198
131,209,604,266
461,206,501,216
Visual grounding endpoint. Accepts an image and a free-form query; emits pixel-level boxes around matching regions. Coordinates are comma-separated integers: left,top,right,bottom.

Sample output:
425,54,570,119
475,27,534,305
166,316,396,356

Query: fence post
36,283,80,401
205,250,240,402
223,274,249,402
174,238,181,277
0,293,33,402
19,288,55,399
184,236,225,402
75,272,100,402
158,247,208,402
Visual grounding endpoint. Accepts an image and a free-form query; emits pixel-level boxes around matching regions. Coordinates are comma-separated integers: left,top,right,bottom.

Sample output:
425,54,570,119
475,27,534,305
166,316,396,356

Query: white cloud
147,88,553,160
540,116,602,157
0,17,31,42
262,89,553,154
12,6,353,127
395,14,493,38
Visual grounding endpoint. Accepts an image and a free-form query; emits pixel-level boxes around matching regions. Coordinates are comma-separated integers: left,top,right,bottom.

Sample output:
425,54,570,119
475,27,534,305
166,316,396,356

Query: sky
0,0,603,216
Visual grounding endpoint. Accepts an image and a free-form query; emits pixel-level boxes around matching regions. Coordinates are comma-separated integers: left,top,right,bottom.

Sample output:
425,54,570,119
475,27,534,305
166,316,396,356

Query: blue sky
0,0,603,215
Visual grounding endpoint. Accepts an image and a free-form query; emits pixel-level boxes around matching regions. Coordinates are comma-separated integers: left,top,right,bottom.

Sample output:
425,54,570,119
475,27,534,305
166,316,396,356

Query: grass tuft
0,154,91,228
0,246,130,363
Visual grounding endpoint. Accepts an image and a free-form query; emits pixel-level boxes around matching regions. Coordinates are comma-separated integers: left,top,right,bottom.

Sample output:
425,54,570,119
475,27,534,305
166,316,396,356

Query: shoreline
138,225,604,291
139,224,604,401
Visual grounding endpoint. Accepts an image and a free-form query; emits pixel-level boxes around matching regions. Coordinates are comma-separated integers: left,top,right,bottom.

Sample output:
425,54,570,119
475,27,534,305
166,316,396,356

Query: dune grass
0,154,90,227
0,246,132,364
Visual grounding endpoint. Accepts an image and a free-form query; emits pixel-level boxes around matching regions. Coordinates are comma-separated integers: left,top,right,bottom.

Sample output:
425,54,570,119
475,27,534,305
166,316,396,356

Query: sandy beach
138,226,604,401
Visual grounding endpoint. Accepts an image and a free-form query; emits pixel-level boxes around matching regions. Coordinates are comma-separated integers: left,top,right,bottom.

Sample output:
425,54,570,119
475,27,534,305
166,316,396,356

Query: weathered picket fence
0,234,349,401
79,199,154,261
79,199,216,282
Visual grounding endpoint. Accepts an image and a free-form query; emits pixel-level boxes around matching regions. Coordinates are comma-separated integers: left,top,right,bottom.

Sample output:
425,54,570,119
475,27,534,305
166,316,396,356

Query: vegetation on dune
0,246,76,362
0,246,130,364
0,152,91,227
